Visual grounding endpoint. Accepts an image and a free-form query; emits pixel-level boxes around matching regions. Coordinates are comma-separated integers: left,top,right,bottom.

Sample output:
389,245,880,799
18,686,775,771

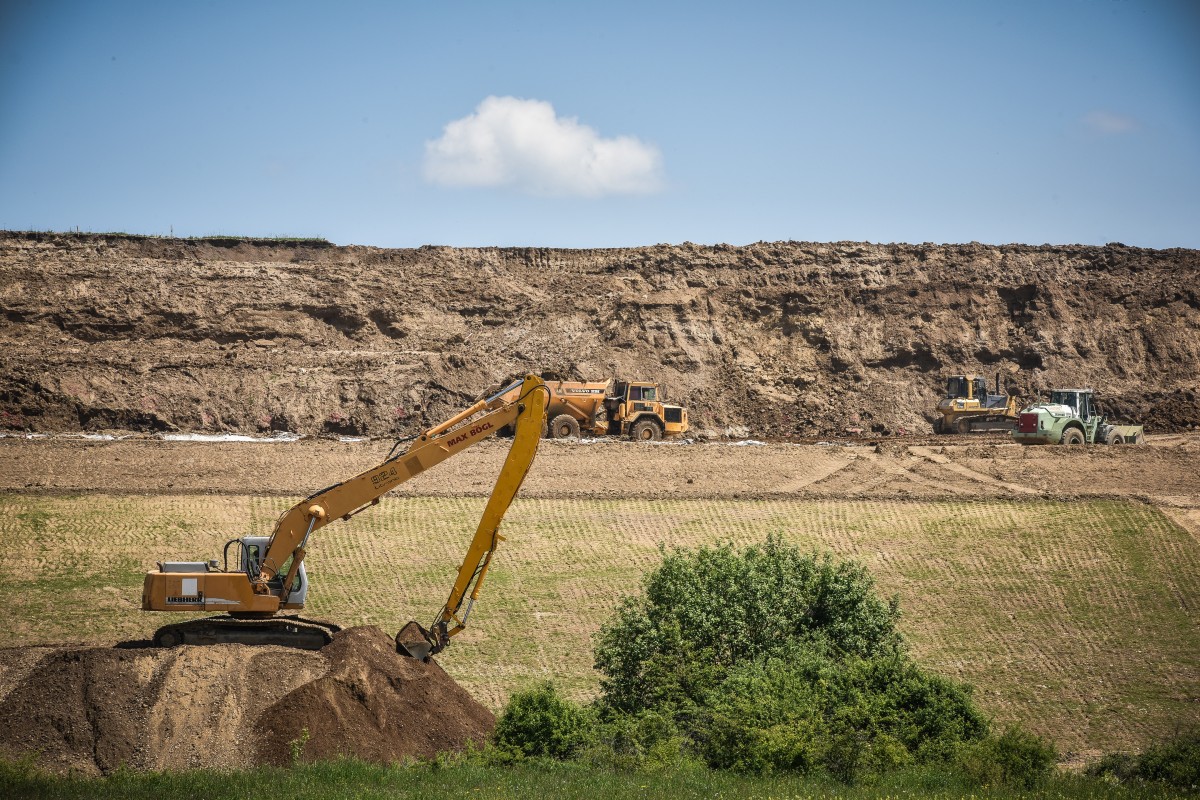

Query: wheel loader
142,374,549,660
1012,388,1144,445
935,373,1021,434
498,377,688,441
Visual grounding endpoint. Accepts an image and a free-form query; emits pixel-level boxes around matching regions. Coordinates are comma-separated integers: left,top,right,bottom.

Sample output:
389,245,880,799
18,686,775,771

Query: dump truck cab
606,381,688,441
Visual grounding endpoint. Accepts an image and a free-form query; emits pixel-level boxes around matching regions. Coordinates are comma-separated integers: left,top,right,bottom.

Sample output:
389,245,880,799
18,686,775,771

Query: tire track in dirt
908,445,1042,496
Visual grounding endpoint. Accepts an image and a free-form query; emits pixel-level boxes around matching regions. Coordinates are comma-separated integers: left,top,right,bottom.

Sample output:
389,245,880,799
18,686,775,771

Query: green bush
693,650,989,778
586,537,1000,782
492,683,593,760
593,536,903,715
581,710,692,772
956,725,1057,790
1088,729,1200,792
1138,729,1200,791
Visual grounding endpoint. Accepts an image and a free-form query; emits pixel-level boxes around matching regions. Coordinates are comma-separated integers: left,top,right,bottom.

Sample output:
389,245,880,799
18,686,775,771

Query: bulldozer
142,374,548,660
935,373,1021,434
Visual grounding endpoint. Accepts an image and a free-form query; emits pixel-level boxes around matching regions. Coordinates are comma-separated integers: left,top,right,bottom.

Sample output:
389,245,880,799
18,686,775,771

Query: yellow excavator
141,374,548,660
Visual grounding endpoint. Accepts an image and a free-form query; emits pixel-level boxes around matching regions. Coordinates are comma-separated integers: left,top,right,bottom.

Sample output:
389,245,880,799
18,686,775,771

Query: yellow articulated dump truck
498,378,688,441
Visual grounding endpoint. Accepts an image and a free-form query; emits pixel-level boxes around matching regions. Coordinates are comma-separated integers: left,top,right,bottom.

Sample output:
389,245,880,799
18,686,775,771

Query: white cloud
1082,110,1139,134
423,96,664,197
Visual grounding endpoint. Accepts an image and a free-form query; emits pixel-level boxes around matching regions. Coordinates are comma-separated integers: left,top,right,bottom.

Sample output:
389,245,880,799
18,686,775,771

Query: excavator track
151,615,342,650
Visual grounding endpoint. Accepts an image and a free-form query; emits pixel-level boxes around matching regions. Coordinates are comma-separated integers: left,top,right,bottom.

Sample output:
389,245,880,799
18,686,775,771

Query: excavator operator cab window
244,544,260,570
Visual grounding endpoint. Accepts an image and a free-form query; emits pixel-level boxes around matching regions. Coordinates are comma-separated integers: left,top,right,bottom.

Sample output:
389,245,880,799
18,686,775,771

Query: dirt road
4,434,1200,507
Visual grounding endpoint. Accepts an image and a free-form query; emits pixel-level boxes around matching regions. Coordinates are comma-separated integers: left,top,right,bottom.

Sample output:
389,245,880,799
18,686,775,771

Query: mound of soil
0,626,493,775
255,626,494,766
0,647,154,775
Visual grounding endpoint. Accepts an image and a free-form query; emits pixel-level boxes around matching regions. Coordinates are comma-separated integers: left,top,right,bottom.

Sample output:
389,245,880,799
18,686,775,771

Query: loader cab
1050,389,1095,420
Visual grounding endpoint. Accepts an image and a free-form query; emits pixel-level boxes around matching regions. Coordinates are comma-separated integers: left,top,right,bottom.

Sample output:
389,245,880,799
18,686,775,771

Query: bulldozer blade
396,620,433,661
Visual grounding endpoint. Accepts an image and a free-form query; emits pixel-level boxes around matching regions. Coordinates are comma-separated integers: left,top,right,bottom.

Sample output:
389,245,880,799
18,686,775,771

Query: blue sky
1,1,1197,248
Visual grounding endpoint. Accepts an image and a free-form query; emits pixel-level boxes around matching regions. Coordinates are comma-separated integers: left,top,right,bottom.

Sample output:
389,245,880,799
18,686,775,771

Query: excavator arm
396,376,546,659
254,375,547,603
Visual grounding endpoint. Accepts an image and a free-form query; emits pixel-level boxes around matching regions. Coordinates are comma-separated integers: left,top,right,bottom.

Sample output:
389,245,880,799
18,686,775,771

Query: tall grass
0,757,1188,800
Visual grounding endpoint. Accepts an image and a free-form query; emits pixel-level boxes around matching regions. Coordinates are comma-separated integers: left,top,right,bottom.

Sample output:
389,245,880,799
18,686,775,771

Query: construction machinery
1012,388,1144,445
142,374,548,660
498,377,688,441
935,373,1021,434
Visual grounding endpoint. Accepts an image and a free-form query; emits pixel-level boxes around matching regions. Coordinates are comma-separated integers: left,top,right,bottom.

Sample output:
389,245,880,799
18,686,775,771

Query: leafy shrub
581,710,692,772
694,649,988,778
492,683,593,760
1088,729,1200,792
588,537,997,781
594,535,903,715
1138,731,1200,790
956,725,1057,790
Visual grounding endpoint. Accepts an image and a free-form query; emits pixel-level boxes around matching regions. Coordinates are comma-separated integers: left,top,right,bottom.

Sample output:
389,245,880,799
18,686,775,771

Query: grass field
1,756,1190,800
0,493,1196,759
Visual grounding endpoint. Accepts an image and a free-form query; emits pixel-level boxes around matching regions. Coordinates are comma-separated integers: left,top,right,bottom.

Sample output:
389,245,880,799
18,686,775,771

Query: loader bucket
396,620,434,661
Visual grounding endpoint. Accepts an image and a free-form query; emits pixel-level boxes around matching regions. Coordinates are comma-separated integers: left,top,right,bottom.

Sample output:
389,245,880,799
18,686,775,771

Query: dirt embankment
0,627,493,776
2,231,1198,438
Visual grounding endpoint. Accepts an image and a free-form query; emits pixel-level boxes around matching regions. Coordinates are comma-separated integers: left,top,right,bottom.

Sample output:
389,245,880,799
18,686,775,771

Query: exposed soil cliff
2,231,1198,437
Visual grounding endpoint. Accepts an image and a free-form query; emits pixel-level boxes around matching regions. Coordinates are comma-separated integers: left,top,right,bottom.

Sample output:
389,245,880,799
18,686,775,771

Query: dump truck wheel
1062,428,1085,446
550,414,580,439
1106,431,1125,445
631,419,662,442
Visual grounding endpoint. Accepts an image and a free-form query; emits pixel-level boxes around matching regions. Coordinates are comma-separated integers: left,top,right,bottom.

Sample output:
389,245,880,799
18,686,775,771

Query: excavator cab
238,538,309,606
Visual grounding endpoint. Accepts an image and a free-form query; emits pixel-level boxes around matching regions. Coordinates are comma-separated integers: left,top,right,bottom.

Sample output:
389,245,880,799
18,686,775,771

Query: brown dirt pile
256,626,494,766
0,626,493,775
2,232,1198,438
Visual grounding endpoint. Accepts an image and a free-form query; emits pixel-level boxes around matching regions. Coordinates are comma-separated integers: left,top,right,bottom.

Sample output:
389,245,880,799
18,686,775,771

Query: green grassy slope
0,494,1195,757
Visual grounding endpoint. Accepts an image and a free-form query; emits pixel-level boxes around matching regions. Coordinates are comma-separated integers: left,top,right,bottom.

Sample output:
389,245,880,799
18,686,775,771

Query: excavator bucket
395,620,434,661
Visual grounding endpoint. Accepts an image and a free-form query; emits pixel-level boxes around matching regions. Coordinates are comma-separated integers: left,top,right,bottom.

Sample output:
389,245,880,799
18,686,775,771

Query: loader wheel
549,414,580,440
631,419,662,442
933,418,944,434
1106,431,1125,445
1062,428,1085,446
